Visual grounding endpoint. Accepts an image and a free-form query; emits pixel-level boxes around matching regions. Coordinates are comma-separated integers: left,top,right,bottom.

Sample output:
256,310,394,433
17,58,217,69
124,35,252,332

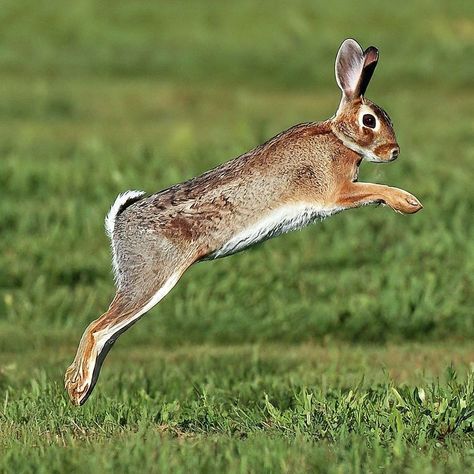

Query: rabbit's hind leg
65,266,182,406
65,212,201,405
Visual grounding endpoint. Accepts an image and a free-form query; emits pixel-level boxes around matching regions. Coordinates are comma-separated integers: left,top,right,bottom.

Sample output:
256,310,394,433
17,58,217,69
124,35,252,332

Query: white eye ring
358,105,380,131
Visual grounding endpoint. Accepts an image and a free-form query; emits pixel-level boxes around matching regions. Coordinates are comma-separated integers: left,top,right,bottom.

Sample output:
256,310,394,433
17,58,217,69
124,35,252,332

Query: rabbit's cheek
357,127,374,147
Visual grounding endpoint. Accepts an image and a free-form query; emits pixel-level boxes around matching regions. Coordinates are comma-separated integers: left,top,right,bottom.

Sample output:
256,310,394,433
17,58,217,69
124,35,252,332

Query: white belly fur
210,203,342,259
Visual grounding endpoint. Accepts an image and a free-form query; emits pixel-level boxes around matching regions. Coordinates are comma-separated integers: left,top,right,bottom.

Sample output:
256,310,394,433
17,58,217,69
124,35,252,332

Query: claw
404,195,423,213
388,189,423,214
65,362,91,406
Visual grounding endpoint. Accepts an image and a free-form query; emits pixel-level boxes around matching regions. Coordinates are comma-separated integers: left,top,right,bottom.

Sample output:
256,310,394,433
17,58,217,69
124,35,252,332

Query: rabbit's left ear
358,46,379,96
335,39,379,99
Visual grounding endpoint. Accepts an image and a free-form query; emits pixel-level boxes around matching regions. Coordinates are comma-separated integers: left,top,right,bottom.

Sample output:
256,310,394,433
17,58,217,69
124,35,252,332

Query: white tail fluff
105,190,145,238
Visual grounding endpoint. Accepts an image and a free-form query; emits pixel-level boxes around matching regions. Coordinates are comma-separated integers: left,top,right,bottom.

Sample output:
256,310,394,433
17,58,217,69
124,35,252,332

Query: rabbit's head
331,39,399,163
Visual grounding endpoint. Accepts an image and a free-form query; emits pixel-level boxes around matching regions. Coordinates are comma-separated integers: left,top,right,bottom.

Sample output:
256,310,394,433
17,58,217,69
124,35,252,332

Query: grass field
1,0,473,472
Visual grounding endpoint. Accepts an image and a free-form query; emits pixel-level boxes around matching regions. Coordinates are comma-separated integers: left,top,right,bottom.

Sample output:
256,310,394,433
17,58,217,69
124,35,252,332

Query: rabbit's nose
390,146,400,161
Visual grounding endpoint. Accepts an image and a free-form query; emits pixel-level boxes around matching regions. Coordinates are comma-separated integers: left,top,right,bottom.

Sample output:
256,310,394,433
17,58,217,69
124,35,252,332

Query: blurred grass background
0,0,473,472
0,0,472,346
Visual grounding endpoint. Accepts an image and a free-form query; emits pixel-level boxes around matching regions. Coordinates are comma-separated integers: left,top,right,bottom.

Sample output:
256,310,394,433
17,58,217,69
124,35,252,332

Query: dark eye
362,114,376,129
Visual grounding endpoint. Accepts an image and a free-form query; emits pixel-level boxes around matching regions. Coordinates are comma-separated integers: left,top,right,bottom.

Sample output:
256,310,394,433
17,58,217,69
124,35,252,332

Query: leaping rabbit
65,38,422,405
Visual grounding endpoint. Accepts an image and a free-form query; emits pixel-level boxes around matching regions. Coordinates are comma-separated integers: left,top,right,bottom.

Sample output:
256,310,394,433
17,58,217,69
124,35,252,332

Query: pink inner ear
364,47,379,67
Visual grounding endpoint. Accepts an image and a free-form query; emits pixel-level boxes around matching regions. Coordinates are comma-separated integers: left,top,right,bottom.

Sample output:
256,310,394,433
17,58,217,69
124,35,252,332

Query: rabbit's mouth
363,143,400,163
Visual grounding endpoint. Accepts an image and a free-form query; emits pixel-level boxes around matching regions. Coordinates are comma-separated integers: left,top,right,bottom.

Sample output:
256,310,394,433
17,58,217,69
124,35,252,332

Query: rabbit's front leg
337,182,423,214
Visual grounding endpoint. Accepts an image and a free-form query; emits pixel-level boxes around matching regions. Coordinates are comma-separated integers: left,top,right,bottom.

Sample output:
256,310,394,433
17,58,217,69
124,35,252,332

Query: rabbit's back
113,121,347,259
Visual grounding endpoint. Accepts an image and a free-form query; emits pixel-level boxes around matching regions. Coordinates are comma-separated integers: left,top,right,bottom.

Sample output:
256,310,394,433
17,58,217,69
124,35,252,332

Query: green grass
0,0,473,472
2,343,474,473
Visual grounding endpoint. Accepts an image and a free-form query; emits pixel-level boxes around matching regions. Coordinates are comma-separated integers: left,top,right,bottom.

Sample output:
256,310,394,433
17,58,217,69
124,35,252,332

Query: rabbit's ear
358,46,379,96
335,39,365,100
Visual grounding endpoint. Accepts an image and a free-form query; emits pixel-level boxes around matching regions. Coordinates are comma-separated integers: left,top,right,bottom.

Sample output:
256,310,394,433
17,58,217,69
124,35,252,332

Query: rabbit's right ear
335,38,365,101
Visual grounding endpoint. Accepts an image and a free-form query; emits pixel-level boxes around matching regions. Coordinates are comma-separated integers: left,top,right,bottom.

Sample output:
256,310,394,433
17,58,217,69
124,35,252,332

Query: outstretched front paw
64,362,91,406
387,189,423,214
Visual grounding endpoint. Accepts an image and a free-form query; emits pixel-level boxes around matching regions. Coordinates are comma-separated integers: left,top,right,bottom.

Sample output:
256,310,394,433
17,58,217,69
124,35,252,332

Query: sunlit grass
0,0,473,472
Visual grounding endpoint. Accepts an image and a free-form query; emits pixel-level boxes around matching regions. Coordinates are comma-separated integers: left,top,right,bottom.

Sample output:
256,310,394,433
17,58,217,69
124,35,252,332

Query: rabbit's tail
105,190,146,287
105,190,145,238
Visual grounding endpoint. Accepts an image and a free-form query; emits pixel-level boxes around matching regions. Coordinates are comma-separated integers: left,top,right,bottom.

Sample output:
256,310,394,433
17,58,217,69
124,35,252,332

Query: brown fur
65,39,422,405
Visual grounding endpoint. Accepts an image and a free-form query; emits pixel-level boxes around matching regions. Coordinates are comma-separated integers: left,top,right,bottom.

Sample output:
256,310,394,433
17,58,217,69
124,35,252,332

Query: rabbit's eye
362,114,376,129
